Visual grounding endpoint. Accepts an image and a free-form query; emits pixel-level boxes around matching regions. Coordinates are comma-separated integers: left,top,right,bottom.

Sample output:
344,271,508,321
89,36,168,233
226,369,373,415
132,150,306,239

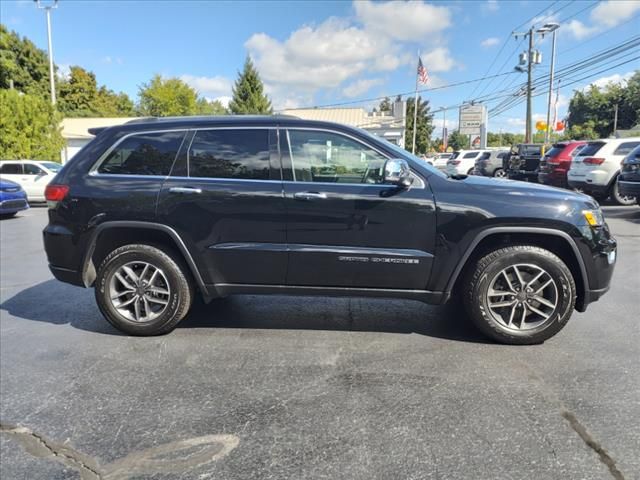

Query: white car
0,160,63,202
446,150,490,176
432,153,453,171
567,137,640,205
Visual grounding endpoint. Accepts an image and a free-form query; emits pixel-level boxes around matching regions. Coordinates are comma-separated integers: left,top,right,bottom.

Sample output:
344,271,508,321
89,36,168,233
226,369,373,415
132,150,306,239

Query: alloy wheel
108,261,171,323
485,263,558,331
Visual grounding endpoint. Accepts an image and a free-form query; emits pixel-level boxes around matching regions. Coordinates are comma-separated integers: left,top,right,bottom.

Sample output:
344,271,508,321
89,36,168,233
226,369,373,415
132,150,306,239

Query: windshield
520,145,541,155
39,162,62,172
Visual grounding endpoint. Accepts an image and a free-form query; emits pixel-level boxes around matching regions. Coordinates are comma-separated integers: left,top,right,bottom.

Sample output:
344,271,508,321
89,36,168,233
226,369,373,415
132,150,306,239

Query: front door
281,128,436,290
156,127,287,287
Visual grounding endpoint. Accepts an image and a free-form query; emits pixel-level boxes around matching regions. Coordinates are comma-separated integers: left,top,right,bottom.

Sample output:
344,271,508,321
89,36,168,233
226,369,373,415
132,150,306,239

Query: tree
404,96,434,154
57,66,134,117
0,89,64,160
0,25,51,98
566,70,639,138
229,57,272,114
447,130,468,151
196,98,227,115
378,96,392,113
138,74,199,116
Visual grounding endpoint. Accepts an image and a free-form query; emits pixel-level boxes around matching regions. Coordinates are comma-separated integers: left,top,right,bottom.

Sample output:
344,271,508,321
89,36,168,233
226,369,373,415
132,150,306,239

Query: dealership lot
1,206,638,479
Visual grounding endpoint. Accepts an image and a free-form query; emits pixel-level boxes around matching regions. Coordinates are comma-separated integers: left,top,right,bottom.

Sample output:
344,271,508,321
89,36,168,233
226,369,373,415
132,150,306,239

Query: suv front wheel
463,245,576,345
95,244,193,335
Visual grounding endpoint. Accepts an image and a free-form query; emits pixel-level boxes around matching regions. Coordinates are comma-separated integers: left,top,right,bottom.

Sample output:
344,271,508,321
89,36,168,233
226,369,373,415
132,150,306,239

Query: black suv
505,143,543,182
43,117,616,344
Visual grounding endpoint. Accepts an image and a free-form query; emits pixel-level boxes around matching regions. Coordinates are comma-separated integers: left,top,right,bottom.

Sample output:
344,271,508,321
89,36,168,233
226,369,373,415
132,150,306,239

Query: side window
24,164,44,175
479,152,491,160
0,163,22,174
287,130,387,184
188,129,270,180
98,131,185,176
613,142,640,156
463,152,478,159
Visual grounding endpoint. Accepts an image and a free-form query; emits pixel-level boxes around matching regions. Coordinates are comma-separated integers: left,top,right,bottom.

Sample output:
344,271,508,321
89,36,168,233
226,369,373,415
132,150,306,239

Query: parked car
43,116,616,345
567,137,640,205
432,153,453,171
446,150,490,176
538,141,586,188
617,144,640,204
504,144,543,181
0,160,63,202
0,179,29,218
474,150,509,177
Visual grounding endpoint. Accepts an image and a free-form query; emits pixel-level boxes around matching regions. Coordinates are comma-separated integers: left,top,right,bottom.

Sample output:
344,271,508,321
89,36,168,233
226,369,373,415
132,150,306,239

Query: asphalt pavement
1,205,638,480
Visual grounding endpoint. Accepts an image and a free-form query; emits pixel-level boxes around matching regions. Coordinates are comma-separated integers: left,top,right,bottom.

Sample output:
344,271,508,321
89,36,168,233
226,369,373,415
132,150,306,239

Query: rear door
0,163,24,188
22,163,50,200
281,127,436,290
156,127,287,287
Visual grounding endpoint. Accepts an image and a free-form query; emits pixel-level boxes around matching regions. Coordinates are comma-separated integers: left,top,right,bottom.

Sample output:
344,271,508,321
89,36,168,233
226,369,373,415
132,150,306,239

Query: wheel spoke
134,298,142,321
490,299,517,308
114,272,135,291
507,304,518,327
142,296,151,318
526,270,545,288
527,303,550,319
488,289,512,297
535,279,553,294
118,295,138,308
501,271,516,292
512,265,525,286
146,286,169,296
532,295,556,309
148,269,159,285
122,265,139,284
144,295,168,306
111,289,135,300
139,263,150,283
519,304,527,327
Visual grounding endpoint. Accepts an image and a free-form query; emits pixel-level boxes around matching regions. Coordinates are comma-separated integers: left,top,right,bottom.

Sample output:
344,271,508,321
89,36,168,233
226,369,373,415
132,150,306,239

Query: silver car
473,150,509,177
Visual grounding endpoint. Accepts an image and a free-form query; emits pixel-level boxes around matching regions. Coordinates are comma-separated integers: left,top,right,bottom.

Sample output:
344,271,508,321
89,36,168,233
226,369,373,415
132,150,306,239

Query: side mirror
383,158,413,187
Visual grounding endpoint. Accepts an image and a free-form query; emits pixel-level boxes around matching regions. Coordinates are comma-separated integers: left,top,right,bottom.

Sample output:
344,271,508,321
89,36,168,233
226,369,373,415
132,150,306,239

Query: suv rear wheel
95,244,193,335
493,168,507,178
463,245,576,345
611,180,636,206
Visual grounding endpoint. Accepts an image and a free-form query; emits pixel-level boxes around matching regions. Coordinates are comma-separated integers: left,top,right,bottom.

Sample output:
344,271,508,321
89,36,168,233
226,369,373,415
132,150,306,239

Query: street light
34,0,58,105
537,22,560,144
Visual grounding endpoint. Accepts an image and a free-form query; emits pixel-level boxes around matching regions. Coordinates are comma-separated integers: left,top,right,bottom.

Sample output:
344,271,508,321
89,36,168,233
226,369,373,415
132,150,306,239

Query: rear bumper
567,179,609,196
538,171,568,188
43,223,87,287
49,265,84,287
0,198,29,214
508,170,538,181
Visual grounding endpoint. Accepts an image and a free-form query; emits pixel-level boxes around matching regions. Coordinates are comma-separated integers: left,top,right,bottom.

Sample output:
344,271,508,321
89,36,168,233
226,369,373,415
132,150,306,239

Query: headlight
582,209,604,226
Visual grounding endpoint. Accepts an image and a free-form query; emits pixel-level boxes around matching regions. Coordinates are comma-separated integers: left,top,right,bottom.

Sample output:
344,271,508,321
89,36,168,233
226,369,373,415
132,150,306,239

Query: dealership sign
459,104,488,148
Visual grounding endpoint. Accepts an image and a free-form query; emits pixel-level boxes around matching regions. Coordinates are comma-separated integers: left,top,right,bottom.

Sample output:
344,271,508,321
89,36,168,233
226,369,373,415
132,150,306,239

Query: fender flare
81,221,209,296
443,226,589,301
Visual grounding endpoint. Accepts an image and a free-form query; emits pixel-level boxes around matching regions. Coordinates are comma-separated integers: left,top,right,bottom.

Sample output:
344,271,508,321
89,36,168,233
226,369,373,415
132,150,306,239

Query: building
60,117,137,163
60,103,407,162
283,100,406,148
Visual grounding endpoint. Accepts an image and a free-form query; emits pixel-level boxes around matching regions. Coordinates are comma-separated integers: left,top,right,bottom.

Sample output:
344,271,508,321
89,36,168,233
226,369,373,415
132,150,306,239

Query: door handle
169,186,202,194
294,191,327,201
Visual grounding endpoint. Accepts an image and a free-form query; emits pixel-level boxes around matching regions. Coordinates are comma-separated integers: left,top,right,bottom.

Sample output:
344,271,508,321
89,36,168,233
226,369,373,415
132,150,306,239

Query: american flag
417,57,429,85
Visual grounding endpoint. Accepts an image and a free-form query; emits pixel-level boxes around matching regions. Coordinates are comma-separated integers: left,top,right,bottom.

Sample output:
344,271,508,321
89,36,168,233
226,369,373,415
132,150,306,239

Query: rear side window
613,141,640,156
0,163,22,174
24,164,44,175
578,142,605,157
463,151,479,159
98,131,186,176
188,129,270,180
479,152,491,160
545,146,565,157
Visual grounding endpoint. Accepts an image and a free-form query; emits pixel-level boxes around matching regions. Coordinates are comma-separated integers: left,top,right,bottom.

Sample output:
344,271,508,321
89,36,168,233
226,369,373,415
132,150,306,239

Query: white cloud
422,47,457,72
354,0,451,42
484,0,499,12
210,96,231,108
562,1,640,40
342,78,384,98
585,71,635,90
480,37,500,48
180,74,232,97
101,56,123,65
56,63,71,80
563,20,598,40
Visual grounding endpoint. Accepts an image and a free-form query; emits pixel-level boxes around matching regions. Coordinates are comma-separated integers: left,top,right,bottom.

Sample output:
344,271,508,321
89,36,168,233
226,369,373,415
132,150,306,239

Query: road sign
458,104,488,148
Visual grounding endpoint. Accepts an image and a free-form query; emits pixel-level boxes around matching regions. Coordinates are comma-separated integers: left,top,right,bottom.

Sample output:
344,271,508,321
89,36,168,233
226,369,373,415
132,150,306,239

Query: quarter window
613,142,640,156
188,129,270,180
0,163,22,174
287,130,387,184
98,131,186,176
24,164,44,175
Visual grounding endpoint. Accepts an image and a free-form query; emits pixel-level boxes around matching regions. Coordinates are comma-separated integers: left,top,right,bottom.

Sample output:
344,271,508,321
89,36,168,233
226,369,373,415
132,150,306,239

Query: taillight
583,157,605,165
45,184,69,208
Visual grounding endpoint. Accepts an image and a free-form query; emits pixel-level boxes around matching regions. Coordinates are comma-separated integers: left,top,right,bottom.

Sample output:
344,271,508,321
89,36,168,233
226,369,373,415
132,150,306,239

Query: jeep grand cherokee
43,116,616,344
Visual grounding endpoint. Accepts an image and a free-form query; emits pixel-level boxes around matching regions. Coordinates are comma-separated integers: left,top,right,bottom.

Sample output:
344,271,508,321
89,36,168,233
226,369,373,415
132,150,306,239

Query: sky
1,0,639,135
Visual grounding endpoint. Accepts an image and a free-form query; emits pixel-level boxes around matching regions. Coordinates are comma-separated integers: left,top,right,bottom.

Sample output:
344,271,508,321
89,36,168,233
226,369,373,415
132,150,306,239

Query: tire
611,180,636,206
467,168,474,175
493,168,507,178
95,244,193,335
0,212,17,219
463,245,576,345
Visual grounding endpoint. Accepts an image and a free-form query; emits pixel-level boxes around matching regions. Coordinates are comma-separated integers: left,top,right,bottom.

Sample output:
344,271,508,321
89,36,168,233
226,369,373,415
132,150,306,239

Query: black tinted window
463,151,479,159
24,163,44,175
578,142,605,157
614,141,640,156
98,131,185,175
0,163,22,174
189,129,270,180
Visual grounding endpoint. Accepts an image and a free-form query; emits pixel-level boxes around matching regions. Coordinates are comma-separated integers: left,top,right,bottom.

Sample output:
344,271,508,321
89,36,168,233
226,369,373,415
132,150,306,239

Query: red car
538,141,586,188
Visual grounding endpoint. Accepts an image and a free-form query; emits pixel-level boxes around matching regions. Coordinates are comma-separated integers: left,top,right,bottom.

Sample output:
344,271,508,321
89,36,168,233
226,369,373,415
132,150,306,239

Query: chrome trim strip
214,283,434,295
208,242,432,258
166,176,283,184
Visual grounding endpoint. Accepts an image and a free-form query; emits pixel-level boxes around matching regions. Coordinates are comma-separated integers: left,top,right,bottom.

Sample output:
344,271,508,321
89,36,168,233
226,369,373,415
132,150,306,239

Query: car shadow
601,206,640,225
1,279,493,344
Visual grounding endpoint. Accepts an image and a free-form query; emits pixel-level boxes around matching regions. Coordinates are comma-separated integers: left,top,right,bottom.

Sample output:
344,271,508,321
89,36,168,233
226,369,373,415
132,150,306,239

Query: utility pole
442,108,447,150
35,0,58,105
542,24,559,145
525,27,534,143
613,104,619,134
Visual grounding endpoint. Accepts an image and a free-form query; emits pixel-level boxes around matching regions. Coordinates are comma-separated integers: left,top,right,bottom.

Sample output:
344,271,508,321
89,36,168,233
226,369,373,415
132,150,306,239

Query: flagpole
412,51,420,154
